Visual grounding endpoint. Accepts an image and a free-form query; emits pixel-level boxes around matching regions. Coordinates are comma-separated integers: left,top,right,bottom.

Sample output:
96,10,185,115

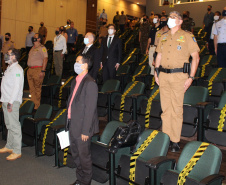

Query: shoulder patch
192,37,197,43
16,74,20,77
42,48,47,52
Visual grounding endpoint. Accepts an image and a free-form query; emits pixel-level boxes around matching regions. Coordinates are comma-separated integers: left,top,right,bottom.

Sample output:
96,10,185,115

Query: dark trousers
217,44,226,68
69,133,92,185
208,39,215,55
120,24,125,33
26,46,32,54
103,61,116,82
67,43,75,54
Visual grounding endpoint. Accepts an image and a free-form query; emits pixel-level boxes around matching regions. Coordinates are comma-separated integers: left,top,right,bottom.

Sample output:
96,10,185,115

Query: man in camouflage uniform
139,15,150,54
181,11,195,33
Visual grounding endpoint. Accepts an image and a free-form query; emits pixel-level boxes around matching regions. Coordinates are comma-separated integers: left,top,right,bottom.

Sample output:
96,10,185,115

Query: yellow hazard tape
218,104,226,132
177,142,209,185
19,54,26,62
42,109,67,154
63,147,69,165
119,81,139,122
201,55,213,77
124,35,134,52
24,67,29,75
201,32,207,40
0,104,2,109
58,76,74,108
139,55,149,65
20,100,28,108
122,48,137,65
129,130,159,184
76,49,82,57
119,29,129,38
208,68,222,96
199,46,206,55
197,29,202,36
132,66,146,82
150,77,155,90
145,89,160,128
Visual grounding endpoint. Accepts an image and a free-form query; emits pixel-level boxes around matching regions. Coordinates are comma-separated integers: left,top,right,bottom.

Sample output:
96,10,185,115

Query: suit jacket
65,74,99,137
83,45,101,81
101,35,122,66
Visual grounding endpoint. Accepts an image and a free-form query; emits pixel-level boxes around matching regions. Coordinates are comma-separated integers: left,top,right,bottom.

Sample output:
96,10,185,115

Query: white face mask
214,15,219,21
108,29,114,35
167,18,177,29
153,18,158,24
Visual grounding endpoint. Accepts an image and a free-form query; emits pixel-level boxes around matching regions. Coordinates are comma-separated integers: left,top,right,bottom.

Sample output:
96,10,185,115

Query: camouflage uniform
140,23,150,54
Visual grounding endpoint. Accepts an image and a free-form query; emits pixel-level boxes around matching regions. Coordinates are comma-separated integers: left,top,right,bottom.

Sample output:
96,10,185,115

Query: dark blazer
65,74,99,137
101,35,122,66
83,45,101,81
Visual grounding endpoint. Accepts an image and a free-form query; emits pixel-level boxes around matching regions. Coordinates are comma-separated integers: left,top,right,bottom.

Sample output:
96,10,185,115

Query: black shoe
171,142,180,152
70,180,80,185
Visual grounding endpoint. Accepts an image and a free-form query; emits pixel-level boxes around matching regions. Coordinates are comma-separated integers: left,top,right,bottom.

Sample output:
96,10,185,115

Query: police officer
213,7,226,67
2,33,15,72
155,11,200,152
139,15,150,55
38,22,47,44
27,33,48,110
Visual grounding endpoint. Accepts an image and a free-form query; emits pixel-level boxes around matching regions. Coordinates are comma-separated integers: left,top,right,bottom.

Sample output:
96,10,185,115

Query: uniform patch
177,45,182,50
177,36,185,42
161,36,167,42
193,37,197,43
157,28,159,31
16,74,20,77
157,33,162,37
42,48,47,52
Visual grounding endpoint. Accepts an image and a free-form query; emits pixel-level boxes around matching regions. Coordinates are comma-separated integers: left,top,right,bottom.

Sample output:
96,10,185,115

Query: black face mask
207,8,211,11
55,31,60,35
67,21,69,24
103,22,106,25
160,21,167,27
60,29,64,32
28,29,32,32
183,14,188,19
143,18,147,22
40,24,43,27
32,37,37,43
222,10,226,17
5,38,9,41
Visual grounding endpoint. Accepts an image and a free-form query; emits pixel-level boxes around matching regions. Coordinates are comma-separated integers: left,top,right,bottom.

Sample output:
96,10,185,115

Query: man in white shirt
0,48,24,161
53,27,67,77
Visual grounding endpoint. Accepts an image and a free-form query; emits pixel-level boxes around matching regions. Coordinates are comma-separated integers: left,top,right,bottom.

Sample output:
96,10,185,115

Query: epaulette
184,30,193,35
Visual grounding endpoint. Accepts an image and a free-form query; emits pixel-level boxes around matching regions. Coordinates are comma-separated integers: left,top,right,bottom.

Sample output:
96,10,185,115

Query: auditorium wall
146,0,225,28
1,0,87,49
97,0,145,24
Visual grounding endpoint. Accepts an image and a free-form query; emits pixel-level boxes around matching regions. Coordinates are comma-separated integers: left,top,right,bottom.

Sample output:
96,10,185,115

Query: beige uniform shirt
38,26,47,37
155,29,167,46
156,29,200,69
27,45,48,67
2,41,15,54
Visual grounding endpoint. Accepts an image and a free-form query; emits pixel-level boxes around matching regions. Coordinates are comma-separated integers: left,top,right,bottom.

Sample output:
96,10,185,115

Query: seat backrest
46,75,61,85
100,80,120,93
149,85,160,101
133,65,150,76
134,130,169,160
20,100,34,114
100,121,127,144
116,65,130,75
52,109,67,126
34,104,53,119
123,81,145,95
184,86,208,105
177,141,222,180
218,91,226,109
207,68,226,82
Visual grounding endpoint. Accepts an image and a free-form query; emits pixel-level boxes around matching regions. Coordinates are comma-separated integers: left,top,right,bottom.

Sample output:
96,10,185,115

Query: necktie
108,37,112,48
83,47,88,54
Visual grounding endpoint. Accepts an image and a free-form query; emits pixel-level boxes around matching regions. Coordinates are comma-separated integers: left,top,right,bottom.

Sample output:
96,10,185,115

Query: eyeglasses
168,15,181,20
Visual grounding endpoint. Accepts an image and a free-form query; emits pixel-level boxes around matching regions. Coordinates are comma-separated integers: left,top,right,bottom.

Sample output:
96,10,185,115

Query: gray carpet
0,137,108,185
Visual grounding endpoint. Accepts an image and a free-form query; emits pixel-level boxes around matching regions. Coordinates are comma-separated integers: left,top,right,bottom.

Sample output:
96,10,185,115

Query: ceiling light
199,0,203,1
177,1,181,4
137,2,139,4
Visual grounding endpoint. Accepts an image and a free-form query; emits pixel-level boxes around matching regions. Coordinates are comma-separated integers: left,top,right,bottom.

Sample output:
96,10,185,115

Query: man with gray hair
0,48,24,161
82,32,101,81
154,11,200,152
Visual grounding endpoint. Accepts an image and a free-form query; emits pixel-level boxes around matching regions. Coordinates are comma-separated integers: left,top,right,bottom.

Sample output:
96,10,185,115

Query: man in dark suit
82,32,101,81
65,54,99,185
100,24,122,82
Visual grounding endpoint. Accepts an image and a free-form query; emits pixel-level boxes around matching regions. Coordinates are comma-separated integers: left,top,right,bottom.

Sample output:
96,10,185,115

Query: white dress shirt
0,62,24,104
107,35,114,46
213,19,226,43
54,34,67,54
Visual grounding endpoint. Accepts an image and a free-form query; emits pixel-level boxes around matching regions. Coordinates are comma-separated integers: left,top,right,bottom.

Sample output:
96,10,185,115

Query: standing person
53,27,67,77
139,15,150,55
0,48,24,161
187,11,195,33
2,33,15,72
66,54,99,185
162,10,166,16
149,11,155,26
113,11,120,30
181,11,195,33
25,26,35,53
27,33,48,110
100,24,122,82
209,11,221,55
98,22,108,44
82,32,101,81
154,11,200,152
38,22,47,44
65,19,71,29
66,21,78,53
146,14,162,74
100,9,108,25
60,26,68,43
203,5,214,41
213,7,226,67
119,11,127,33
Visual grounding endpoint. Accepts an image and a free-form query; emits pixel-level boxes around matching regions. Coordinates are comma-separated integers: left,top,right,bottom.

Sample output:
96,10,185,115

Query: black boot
171,142,180,152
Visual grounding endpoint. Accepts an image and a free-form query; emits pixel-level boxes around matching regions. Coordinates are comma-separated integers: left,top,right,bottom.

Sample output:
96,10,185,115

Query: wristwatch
41,70,46,73
188,76,195,80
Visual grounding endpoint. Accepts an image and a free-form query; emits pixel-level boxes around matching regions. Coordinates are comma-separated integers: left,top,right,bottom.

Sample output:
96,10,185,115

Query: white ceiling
124,0,146,6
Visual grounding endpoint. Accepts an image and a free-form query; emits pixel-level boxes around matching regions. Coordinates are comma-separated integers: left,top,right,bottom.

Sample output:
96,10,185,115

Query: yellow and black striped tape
201,55,213,77
199,45,206,55
132,66,146,82
145,89,160,128
129,130,159,184
218,104,226,132
20,100,28,108
58,76,74,108
63,147,69,165
139,55,149,66
119,81,139,122
122,48,137,65
150,77,155,90
208,68,222,96
177,142,209,185
124,35,133,52
42,109,67,154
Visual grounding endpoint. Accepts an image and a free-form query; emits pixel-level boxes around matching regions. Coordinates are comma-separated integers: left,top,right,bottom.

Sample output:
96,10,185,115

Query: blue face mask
84,38,89,45
74,63,84,74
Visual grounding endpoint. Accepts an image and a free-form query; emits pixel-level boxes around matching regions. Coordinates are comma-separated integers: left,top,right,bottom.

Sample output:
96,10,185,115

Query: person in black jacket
100,24,122,82
65,54,99,185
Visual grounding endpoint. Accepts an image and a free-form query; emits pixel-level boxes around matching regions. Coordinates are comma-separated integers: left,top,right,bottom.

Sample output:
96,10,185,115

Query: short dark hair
36,33,43,43
79,54,92,69
208,5,212,8
9,48,21,61
108,24,116,30
155,14,161,19
29,26,33,30
215,11,221,16
5,33,11,37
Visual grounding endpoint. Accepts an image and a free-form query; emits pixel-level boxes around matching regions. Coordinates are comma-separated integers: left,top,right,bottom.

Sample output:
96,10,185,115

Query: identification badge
177,45,182,50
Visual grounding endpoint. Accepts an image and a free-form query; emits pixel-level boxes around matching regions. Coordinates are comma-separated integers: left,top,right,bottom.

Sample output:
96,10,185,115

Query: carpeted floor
0,136,108,185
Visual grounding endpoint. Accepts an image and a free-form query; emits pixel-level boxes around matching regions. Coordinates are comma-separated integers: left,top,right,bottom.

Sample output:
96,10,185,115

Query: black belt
159,67,183,73
54,50,63,52
218,43,226,46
